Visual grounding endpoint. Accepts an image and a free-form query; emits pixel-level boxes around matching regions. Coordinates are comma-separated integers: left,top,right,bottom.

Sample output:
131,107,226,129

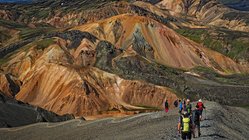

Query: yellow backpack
182,117,190,132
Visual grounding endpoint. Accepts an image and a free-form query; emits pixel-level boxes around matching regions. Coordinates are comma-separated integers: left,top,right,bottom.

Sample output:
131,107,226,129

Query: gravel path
0,101,248,140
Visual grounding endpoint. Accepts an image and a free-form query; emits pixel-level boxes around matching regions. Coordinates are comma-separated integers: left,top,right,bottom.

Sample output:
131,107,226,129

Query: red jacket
196,102,205,110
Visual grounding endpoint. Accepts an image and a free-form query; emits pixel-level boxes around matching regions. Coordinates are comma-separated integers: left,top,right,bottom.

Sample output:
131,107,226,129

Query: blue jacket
179,102,183,110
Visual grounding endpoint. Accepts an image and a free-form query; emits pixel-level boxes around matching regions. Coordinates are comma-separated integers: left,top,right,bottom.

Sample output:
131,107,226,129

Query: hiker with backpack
185,99,192,116
178,111,193,140
192,108,201,138
196,99,205,120
179,99,183,114
164,100,169,113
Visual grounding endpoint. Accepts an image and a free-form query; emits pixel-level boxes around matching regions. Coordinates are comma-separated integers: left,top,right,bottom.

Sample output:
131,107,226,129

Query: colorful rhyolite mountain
0,0,249,119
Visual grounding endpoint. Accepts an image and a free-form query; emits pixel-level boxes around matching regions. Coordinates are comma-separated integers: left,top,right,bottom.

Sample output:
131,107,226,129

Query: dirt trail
0,101,248,140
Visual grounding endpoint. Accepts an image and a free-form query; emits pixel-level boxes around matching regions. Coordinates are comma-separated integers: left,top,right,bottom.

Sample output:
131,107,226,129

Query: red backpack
197,102,203,110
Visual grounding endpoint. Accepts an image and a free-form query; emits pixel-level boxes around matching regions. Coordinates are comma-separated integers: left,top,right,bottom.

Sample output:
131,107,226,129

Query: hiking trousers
181,132,191,140
194,121,201,137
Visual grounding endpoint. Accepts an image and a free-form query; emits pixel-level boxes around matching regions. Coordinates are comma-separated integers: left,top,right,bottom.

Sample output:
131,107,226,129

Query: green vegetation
175,28,249,62
35,38,55,50
0,58,8,66
0,54,12,66
0,19,26,29
223,12,249,24
228,40,249,60
19,27,55,40
2,0,117,20
175,28,207,43
191,66,219,78
191,66,249,85
0,30,12,47
0,38,55,66
0,18,57,42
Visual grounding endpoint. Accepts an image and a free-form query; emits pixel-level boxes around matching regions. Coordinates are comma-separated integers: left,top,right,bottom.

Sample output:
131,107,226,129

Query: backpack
181,116,191,132
197,102,203,110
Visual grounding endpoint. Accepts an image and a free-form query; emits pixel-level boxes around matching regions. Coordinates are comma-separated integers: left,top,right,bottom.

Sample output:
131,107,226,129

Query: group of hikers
164,99,206,140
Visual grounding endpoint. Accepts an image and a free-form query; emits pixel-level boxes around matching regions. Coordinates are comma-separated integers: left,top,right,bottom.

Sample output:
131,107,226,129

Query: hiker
185,99,192,116
183,98,186,105
179,99,183,114
174,99,178,107
178,111,193,140
192,108,201,138
196,99,205,120
164,100,169,113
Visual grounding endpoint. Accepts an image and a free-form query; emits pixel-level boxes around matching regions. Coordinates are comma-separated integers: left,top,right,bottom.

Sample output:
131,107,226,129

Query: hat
199,99,202,102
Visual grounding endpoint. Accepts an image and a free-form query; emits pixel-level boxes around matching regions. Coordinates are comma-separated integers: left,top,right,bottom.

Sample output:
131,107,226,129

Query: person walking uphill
164,100,169,113
178,111,193,140
185,99,192,116
179,99,183,114
196,99,205,120
192,108,201,138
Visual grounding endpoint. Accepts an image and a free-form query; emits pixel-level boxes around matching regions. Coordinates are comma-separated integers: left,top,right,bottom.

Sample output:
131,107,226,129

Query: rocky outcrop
0,73,21,97
0,93,74,128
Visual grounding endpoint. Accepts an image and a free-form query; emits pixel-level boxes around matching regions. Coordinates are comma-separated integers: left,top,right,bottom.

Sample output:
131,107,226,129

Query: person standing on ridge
164,100,169,113
196,99,205,120
178,111,193,140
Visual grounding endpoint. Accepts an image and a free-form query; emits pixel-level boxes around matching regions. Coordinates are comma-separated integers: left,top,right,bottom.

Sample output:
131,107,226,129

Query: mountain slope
0,0,249,120
73,14,249,72
0,14,247,118
157,0,249,32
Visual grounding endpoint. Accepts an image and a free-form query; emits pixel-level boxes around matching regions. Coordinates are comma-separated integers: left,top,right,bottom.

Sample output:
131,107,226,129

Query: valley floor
0,101,249,140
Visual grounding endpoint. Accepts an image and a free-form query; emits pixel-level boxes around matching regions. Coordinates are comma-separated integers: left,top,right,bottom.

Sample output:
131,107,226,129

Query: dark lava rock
0,93,75,128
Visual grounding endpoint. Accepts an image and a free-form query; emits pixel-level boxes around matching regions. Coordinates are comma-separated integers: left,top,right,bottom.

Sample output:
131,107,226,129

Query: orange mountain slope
73,14,249,73
1,14,248,118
